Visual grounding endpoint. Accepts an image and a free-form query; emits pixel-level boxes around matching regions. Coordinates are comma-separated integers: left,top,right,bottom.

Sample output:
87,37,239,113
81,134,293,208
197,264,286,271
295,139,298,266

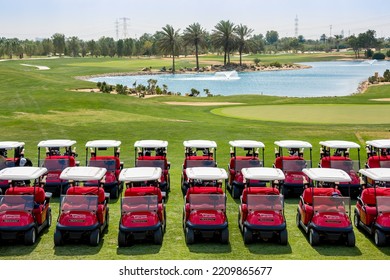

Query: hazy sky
2,0,390,40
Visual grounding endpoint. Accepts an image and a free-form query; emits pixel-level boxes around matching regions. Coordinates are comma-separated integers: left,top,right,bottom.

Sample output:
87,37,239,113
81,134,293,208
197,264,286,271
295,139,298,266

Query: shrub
387,50,390,58
384,69,390,82
270,61,282,68
372,52,386,60
253,58,261,66
365,49,373,58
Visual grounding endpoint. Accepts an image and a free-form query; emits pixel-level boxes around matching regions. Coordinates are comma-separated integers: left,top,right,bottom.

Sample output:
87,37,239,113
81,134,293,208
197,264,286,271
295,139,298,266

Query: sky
2,0,390,41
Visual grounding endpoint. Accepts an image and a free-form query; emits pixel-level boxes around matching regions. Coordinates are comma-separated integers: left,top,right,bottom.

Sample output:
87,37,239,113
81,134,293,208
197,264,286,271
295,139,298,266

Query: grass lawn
0,55,390,261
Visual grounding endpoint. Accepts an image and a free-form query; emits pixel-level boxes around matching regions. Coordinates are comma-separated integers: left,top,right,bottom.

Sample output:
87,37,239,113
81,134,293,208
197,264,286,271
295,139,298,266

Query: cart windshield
0,195,34,211
246,194,283,212
376,196,390,213
235,159,262,171
329,159,359,172
282,159,307,172
189,194,225,211
44,158,70,171
60,195,98,211
186,160,215,168
313,196,350,215
136,159,165,169
380,161,390,168
121,195,158,213
88,159,116,172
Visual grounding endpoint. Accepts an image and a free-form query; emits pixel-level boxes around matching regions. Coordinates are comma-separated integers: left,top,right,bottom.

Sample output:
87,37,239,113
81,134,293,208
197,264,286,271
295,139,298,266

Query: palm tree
157,24,181,73
182,23,206,70
212,20,236,65
234,24,253,66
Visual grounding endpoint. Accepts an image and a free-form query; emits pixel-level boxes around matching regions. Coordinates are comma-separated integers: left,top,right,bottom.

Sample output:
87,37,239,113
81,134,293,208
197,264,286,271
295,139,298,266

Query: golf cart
273,140,312,197
365,139,390,168
54,166,109,246
37,139,78,196
85,140,123,199
227,140,265,199
319,140,361,197
117,167,166,246
296,168,355,246
181,140,217,196
238,167,287,245
134,140,170,199
0,166,52,245
355,168,390,246
182,167,229,244
0,141,32,193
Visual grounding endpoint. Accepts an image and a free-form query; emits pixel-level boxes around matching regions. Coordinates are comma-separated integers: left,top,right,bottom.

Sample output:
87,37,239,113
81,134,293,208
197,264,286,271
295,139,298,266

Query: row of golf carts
0,139,389,247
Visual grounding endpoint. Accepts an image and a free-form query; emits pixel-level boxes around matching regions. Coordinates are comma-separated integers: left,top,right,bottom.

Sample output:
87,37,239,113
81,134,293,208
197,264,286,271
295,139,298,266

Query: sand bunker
164,102,244,106
21,63,50,70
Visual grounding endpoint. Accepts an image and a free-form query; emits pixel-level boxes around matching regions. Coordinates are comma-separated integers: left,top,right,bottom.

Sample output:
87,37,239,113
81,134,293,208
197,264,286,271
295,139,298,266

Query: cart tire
243,226,253,244
346,231,355,247
374,229,386,247
163,209,167,233
47,207,52,228
280,229,288,245
24,228,36,245
110,186,119,199
154,227,163,245
353,211,360,229
221,228,229,244
309,228,319,246
104,208,110,233
237,212,241,230
296,211,301,228
185,227,194,245
90,229,100,246
118,231,127,247
232,184,240,199
54,230,63,246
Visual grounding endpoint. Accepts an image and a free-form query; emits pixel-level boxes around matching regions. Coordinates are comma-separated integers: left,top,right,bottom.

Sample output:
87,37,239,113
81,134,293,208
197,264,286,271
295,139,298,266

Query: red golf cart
238,167,287,245
355,168,390,246
54,166,109,246
296,168,355,246
118,167,165,246
0,166,51,245
227,140,265,199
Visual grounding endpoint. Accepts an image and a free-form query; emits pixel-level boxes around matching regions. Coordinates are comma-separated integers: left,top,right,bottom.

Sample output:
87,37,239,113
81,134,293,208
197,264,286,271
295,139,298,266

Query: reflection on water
88,61,390,97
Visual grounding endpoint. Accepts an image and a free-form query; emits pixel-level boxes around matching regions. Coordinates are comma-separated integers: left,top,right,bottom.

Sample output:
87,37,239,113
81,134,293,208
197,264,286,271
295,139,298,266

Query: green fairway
213,104,390,124
0,56,390,260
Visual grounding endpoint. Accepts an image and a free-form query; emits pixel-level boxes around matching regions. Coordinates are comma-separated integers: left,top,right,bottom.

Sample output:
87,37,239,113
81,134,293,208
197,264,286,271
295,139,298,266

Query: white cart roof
186,167,227,180
0,167,47,180
119,167,162,182
183,140,217,149
38,139,76,148
302,168,352,183
359,168,390,182
241,167,285,181
0,141,25,149
60,166,107,181
85,140,121,148
274,140,312,149
229,140,265,148
366,139,390,149
319,140,360,149
134,140,168,148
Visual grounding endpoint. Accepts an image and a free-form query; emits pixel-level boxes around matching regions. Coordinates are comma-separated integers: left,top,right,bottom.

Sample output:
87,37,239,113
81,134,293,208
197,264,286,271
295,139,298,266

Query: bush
387,50,390,58
372,52,386,60
253,58,261,66
384,69,390,82
270,61,282,68
365,49,374,58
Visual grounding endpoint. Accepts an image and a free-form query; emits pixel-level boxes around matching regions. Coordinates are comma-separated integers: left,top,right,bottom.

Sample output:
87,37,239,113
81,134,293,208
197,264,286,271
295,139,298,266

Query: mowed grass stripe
213,104,390,124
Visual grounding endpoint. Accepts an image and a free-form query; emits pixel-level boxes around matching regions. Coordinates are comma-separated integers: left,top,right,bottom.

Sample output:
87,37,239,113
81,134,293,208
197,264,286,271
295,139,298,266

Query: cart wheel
374,229,386,247
232,184,240,199
296,211,301,228
54,230,63,246
110,186,119,199
118,231,127,247
243,226,253,244
47,207,52,228
90,229,100,246
353,211,360,229
346,231,355,247
221,228,229,244
237,211,241,230
154,227,163,245
279,229,288,245
309,228,319,246
185,227,194,245
163,209,167,234
104,208,110,233
24,228,36,245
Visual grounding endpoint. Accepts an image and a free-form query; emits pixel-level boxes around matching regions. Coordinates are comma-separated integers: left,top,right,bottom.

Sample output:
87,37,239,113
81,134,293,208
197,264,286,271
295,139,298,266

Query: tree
334,35,343,52
265,30,279,45
41,38,53,56
183,23,206,70
52,33,65,57
348,35,360,58
212,20,236,65
234,24,253,66
157,24,181,73
67,36,80,57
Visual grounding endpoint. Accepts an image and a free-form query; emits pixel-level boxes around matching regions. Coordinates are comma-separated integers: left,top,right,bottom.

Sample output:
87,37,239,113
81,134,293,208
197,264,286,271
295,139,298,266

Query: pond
88,60,390,97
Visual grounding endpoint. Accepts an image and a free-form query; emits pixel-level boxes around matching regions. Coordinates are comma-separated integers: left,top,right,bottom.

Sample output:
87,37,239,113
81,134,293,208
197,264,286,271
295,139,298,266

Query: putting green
213,104,390,124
